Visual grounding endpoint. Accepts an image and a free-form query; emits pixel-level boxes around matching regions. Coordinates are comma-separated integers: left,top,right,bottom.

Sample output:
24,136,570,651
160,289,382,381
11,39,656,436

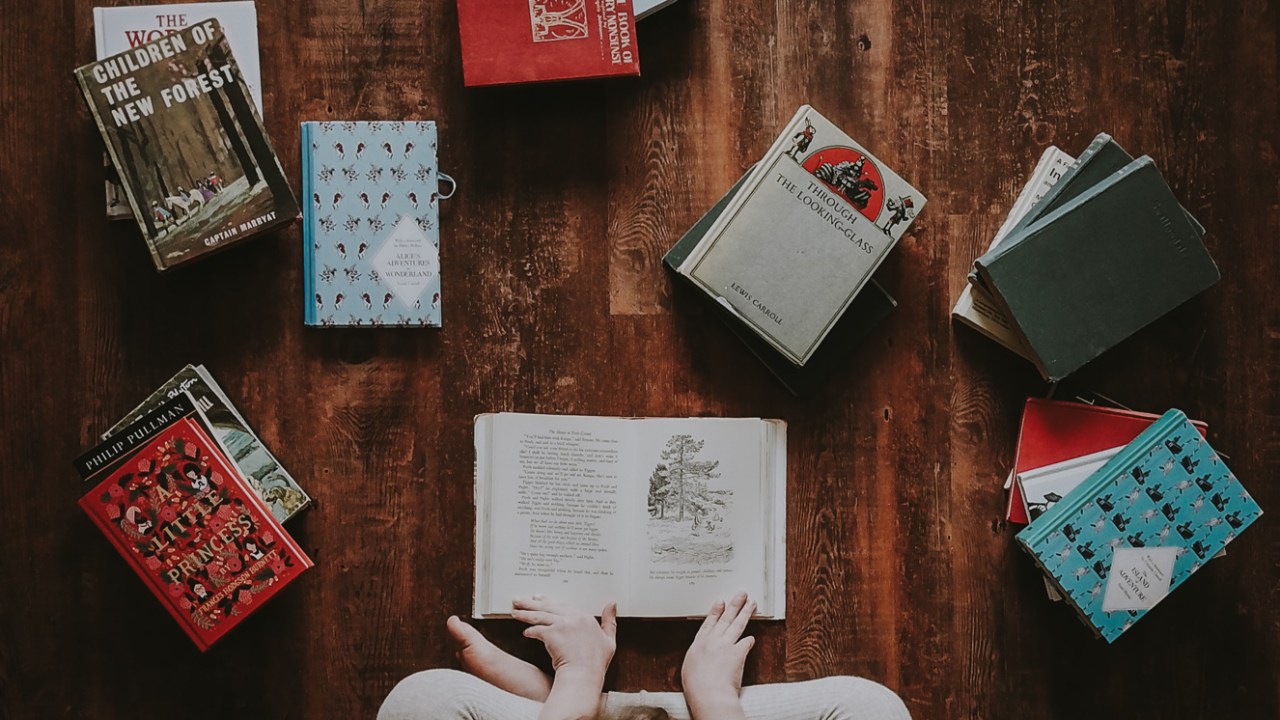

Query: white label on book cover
373,216,440,310
680,106,926,366
1101,547,1178,612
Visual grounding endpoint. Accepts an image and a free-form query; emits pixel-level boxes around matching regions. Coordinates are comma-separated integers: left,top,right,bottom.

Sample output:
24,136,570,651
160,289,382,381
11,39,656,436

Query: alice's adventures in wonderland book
74,20,298,271
670,105,926,368
1017,410,1261,642
93,1,262,219
102,364,311,523
75,393,312,651
456,0,641,86
474,413,786,619
302,121,449,327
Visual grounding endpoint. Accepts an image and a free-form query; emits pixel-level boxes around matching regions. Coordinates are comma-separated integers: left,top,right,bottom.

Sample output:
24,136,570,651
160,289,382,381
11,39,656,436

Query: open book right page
627,418,786,618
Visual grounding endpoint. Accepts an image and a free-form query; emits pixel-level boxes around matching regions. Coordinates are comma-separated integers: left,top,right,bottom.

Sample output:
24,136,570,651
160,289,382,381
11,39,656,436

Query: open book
473,413,786,619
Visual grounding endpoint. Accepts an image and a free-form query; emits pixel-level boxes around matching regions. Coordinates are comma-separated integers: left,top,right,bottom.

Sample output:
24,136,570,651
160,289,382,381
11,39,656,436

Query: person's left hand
512,594,617,678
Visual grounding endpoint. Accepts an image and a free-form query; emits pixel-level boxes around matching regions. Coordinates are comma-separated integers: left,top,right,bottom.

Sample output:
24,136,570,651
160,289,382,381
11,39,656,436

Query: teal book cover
302,121,445,327
1017,410,1262,642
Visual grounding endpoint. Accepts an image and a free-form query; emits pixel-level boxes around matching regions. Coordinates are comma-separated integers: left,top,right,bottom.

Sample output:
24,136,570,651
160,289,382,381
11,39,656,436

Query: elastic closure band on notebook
438,173,457,200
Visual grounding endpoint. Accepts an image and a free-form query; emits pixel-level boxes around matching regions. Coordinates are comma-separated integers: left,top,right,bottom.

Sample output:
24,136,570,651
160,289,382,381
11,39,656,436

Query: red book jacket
1006,399,1207,525
79,417,312,651
457,0,640,86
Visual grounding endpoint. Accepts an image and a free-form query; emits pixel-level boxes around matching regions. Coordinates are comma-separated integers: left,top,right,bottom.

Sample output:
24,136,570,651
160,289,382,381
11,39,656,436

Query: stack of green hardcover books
965,133,1219,382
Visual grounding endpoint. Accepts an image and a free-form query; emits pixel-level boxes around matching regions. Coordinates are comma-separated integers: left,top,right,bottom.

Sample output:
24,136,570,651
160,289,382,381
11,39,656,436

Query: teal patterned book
1017,409,1262,642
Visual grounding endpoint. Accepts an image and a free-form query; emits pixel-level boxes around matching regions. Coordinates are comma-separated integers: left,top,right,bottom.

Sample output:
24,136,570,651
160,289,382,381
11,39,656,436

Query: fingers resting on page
511,595,618,676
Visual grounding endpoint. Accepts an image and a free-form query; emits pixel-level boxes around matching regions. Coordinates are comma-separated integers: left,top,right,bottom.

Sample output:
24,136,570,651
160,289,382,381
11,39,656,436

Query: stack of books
75,366,313,650
1008,402,1262,641
664,105,926,395
953,134,1219,382
77,9,298,271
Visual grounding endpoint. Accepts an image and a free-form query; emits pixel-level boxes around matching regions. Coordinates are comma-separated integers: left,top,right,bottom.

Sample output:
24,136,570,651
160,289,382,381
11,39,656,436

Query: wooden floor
2,1,1277,717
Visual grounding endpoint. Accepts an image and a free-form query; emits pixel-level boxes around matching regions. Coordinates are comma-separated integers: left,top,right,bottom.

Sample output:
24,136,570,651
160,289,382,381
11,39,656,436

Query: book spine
78,492,212,651
301,123,315,326
1019,410,1186,548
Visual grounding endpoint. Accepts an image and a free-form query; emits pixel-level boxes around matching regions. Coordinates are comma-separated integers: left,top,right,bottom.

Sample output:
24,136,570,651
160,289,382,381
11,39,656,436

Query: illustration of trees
649,435,722,529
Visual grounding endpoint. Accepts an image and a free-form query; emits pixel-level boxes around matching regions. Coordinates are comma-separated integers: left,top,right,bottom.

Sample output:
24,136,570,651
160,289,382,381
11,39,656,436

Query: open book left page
474,413,785,619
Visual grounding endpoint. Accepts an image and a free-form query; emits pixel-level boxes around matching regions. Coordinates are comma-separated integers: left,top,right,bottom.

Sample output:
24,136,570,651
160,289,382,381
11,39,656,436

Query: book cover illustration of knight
782,113,924,240
74,19,298,271
78,409,312,651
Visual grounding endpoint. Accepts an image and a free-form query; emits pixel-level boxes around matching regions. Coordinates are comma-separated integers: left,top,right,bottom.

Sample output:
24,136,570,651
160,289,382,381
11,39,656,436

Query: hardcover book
635,0,681,19
456,0,641,86
75,393,312,651
74,19,299,271
666,171,897,395
952,146,1074,359
302,121,446,327
474,413,785,618
1005,398,1208,525
1017,410,1261,642
93,1,262,219
974,157,1219,382
670,105,925,368
102,364,311,523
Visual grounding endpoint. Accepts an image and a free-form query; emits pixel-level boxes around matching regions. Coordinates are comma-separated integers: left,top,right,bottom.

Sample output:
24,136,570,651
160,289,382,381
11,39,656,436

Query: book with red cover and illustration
1005,398,1207,525
456,0,640,86
75,393,312,651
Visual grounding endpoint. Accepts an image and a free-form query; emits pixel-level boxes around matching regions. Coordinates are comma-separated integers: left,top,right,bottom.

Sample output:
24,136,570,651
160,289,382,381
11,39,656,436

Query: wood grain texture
1,1,1277,718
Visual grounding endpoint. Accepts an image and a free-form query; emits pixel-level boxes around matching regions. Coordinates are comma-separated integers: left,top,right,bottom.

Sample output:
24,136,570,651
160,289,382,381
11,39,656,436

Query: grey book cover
667,173,897,396
976,157,1220,382
674,105,924,367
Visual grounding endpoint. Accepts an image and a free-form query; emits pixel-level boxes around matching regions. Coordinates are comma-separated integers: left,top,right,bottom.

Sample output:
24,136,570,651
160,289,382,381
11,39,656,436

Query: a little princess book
302,121,452,327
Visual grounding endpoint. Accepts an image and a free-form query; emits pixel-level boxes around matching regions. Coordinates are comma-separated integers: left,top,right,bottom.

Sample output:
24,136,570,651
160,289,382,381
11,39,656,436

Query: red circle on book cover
802,147,885,221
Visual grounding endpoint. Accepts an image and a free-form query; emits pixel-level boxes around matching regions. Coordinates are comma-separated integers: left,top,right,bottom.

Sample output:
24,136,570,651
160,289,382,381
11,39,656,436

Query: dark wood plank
0,1,1277,718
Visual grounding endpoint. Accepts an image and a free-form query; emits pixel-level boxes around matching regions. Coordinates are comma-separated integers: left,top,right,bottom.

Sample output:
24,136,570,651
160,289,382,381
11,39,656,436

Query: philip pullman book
93,1,263,219
75,393,312,651
456,0,641,86
102,364,311,523
74,19,298,271
302,121,446,327
670,105,926,368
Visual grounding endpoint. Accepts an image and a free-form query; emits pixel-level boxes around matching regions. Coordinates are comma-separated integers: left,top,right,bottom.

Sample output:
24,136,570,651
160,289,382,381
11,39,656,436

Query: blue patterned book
302,121,444,327
1017,409,1262,642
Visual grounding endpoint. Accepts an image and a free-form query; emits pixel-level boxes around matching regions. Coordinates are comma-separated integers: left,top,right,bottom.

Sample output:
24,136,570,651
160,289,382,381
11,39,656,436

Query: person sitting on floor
378,591,910,720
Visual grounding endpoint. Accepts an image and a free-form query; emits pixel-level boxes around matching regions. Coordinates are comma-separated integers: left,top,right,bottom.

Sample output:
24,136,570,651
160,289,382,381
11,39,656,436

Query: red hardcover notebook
77,409,311,651
1005,399,1208,525
456,0,641,86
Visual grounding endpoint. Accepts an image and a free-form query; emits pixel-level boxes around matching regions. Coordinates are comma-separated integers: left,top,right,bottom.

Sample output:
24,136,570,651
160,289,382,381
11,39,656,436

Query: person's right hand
681,592,755,720
512,594,617,677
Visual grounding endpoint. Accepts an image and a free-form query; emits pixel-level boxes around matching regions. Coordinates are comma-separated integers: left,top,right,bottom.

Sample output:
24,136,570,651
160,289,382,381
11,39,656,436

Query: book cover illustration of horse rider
74,20,298,271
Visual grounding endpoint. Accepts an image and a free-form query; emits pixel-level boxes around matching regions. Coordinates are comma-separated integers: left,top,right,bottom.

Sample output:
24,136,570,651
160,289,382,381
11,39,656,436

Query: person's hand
513,595,617,720
512,594,617,676
681,592,755,720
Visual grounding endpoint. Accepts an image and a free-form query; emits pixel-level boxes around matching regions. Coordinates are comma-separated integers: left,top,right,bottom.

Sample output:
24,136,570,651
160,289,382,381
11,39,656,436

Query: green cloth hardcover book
666,172,897,396
975,157,1220,382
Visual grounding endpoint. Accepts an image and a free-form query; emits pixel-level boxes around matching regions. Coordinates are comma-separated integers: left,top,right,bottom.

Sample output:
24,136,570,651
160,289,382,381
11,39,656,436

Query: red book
456,0,640,86
76,395,311,651
1005,399,1208,525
